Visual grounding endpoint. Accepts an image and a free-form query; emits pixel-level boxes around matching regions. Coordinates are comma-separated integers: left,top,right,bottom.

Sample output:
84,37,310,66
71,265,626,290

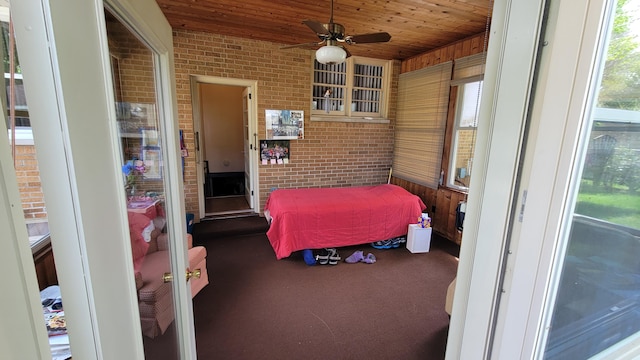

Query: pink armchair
129,212,209,338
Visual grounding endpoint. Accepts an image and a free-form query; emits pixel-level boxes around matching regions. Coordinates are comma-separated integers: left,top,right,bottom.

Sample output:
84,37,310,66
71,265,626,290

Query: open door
243,87,253,209
192,76,259,218
13,0,197,358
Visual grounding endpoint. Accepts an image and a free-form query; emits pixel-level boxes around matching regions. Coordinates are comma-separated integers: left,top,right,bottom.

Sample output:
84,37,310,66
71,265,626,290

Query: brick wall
14,144,47,221
455,130,476,173
172,30,400,218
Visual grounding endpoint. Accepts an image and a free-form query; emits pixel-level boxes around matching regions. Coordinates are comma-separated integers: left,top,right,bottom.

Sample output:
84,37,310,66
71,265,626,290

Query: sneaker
327,248,341,265
391,237,406,248
315,249,329,265
371,240,393,249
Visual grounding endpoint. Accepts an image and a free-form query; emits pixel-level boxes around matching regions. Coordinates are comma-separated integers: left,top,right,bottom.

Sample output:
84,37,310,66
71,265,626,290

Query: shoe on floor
363,253,377,264
371,240,393,249
327,248,341,265
345,250,364,263
302,249,316,266
391,237,404,248
315,249,329,265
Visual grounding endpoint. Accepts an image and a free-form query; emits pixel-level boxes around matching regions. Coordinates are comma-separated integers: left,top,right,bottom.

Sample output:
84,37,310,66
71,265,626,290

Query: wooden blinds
393,61,453,188
452,53,486,84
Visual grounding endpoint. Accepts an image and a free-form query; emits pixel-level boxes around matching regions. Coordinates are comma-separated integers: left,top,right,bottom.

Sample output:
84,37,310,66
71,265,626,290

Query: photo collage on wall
261,109,302,165
265,109,304,140
260,140,290,165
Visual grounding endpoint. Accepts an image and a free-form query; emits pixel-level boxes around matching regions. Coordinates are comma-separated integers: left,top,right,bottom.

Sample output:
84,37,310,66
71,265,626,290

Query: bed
264,184,426,259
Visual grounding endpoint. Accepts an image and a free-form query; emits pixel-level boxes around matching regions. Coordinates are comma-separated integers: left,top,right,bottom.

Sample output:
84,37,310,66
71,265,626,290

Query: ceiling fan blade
303,20,330,36
281,42,323,50
346,32,391,44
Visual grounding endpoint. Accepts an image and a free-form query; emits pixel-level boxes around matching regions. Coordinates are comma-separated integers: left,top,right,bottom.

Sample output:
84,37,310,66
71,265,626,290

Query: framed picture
142,147,162,179
141,128,159,147
265,109,304,140
260,140,290,165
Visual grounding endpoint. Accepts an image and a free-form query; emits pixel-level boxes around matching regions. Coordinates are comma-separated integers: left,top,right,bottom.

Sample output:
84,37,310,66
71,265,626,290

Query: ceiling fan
282,0,391,65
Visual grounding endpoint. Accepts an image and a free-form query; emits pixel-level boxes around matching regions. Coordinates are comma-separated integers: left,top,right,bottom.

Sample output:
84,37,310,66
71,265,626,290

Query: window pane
352,63,383,114
312,60,346,113
2,18,49,247
459,81,482,127
448,81,482,189
451,129,476,188
542,2,640,358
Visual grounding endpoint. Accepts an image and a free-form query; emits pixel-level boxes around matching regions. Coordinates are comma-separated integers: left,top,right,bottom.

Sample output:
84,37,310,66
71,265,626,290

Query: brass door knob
163,269,201,283
162,272,173,283
186,268,202,281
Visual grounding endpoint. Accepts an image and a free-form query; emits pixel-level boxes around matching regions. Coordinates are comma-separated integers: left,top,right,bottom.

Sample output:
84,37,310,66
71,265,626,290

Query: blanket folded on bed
264,184,426,259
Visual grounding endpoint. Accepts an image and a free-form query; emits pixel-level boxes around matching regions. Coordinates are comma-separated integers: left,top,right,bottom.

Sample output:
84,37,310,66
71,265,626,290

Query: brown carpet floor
190,216,459,360
205,195,251,214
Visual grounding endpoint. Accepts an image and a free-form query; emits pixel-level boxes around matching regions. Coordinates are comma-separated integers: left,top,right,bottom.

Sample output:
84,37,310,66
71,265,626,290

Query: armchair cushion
156,233,193,252
128,212,154,272
135,231,208,338
134,271,143,291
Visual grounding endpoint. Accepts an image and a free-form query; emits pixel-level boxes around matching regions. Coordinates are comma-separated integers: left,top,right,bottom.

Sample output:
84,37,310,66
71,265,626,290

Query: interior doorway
191,77,259,219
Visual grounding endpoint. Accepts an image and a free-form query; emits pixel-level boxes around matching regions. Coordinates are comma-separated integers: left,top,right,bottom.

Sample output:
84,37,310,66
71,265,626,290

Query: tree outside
578,0,640,228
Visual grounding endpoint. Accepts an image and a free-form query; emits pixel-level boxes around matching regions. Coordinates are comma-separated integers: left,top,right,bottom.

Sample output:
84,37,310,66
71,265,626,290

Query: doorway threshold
202,210,256,220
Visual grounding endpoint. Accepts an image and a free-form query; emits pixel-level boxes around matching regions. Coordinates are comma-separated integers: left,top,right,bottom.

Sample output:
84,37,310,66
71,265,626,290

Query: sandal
363,253,377,264
345,250,364,263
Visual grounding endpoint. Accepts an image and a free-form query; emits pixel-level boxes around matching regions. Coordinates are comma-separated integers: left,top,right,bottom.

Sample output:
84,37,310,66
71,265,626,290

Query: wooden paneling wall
401,32,487,74
391,176,465,245
33,240,58,291
393,31,486,245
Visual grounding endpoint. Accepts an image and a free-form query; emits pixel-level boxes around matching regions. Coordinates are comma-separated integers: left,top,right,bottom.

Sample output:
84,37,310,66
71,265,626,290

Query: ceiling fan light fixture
315,45,347,65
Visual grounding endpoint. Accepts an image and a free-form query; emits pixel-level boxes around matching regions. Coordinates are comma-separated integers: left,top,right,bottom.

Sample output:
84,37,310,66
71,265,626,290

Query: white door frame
12,0,194,358
445,0,548,357
190,75,260,217
489,0,634,358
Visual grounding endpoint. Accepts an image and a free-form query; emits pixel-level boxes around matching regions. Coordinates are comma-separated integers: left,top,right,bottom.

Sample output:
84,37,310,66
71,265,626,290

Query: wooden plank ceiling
155,0,492,60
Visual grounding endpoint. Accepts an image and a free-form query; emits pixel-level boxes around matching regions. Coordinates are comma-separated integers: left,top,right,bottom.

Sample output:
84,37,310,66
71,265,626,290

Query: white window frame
483,0,629,359
445,0,549,358
311,56,392,123
447,80,483,191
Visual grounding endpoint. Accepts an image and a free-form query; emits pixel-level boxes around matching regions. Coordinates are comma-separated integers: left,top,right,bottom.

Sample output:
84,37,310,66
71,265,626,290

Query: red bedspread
264,184,426,259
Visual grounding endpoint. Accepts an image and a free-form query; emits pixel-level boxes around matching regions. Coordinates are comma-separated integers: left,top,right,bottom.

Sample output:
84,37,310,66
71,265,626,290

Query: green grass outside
576,180,640,229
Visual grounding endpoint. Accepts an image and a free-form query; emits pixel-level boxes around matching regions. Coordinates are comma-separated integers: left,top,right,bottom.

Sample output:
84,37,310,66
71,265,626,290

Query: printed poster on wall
265,109,304,140
260,140,290,165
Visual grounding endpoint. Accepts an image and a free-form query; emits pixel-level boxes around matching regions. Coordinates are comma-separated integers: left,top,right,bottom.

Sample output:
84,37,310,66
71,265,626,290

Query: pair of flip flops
345,250,376,264
315,248,341,265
